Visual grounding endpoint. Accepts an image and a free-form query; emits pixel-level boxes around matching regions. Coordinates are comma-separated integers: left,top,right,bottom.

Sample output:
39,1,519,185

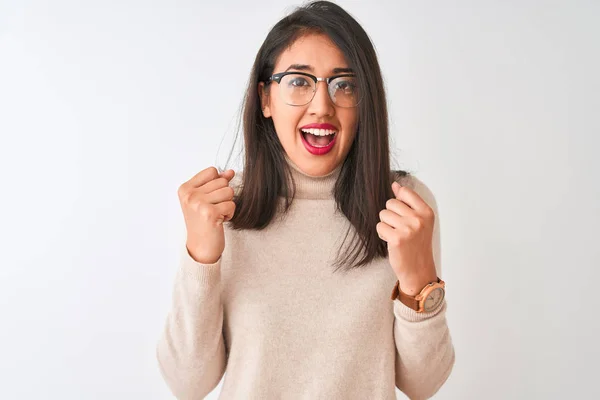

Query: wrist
186,243,220,265
397,270,438,297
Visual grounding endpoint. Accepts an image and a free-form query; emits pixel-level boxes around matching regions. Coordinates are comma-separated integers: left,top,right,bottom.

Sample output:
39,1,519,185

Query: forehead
274,33,349,73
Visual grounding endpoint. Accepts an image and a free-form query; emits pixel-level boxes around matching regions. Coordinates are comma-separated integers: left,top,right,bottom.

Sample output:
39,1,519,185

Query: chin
284,138,344,177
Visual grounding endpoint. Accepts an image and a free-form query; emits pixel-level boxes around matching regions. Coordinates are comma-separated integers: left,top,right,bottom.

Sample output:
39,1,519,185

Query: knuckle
180,189,194,204
424,206,435,220
177,184,187,198
197,204,214,219
413,217,423,230
401,225,413,237
187,196,201,210
410,223,419,234
379,209,386,220
228,201,237,214
390,235,402,247
385,199,395,209
207,166,219,175
186,192,204,208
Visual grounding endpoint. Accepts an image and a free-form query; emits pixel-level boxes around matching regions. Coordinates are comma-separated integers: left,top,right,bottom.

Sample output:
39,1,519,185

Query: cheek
271,105,305,140
340,110,359,136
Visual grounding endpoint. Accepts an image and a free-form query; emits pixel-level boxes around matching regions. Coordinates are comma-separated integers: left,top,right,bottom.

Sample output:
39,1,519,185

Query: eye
288,77,311,87
334,80,357,93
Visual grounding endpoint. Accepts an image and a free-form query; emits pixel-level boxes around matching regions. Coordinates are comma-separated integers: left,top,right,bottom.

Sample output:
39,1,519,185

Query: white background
1,0,599,399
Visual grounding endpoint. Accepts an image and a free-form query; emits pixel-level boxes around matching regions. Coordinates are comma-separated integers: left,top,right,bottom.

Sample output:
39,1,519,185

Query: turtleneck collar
283,154,343,200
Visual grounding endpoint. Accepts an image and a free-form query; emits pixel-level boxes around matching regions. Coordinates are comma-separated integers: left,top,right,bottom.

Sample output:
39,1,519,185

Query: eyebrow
284,64,354,74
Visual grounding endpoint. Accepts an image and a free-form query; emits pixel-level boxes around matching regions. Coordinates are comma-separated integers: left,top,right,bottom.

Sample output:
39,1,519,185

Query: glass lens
328,76,359,107
280,74,316,106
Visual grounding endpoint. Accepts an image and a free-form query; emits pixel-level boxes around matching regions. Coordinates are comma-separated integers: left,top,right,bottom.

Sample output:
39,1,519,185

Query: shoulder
391,170,438,213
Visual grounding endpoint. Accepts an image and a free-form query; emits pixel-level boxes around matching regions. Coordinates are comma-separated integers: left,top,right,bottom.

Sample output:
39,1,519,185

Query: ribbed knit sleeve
156,244,227,400
392,175,455,399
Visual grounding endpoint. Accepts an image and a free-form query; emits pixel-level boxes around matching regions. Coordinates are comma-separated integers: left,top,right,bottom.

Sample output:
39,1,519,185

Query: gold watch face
423,287,445,312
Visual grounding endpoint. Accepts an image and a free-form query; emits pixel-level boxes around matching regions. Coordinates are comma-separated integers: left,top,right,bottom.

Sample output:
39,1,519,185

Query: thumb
219,169,235,180
391,181,401,198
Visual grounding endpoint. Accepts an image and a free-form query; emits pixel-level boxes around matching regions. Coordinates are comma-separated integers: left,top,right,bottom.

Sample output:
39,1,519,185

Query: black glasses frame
265,71,361,107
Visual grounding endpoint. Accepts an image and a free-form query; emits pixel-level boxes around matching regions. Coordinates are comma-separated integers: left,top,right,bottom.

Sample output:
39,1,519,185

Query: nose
307,81,335,118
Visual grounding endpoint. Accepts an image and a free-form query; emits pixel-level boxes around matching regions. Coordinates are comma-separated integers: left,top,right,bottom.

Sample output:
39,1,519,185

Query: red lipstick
300,123,338,130
299,123,339,156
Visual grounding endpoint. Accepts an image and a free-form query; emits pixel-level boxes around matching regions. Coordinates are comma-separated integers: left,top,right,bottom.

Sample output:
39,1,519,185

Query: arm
156,244,227,400
392,175,455,400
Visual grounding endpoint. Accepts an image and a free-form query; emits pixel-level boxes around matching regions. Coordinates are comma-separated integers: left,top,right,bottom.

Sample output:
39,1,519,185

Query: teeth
301,128,337,136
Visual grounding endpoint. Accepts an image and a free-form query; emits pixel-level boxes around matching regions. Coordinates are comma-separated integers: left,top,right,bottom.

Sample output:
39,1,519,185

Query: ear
258,82,272,118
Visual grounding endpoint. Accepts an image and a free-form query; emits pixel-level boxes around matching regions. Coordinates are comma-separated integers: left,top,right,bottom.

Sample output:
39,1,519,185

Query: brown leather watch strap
390,280,420,311
390,280,401,300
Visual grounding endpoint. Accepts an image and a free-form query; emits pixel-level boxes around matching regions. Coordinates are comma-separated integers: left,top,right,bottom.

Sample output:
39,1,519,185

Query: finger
186,167,220,189
201,177,232,194
376,221,395,242
379,209,405,230
204,186,235,204
219,169,235,181
392,182,429,214
215,201,236,222
385,198,415,218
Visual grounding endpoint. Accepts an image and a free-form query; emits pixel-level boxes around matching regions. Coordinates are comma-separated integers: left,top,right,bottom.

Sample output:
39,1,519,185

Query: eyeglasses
266,71,361,108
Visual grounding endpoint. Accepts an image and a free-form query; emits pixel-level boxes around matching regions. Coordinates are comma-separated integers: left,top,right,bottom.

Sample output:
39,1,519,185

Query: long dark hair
222,0,409,272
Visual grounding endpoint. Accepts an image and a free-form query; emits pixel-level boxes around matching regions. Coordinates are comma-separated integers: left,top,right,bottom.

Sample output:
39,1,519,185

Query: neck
283,154,342,200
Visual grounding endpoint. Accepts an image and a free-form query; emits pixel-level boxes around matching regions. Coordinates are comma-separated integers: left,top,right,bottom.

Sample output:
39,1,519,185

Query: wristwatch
390,278,445,313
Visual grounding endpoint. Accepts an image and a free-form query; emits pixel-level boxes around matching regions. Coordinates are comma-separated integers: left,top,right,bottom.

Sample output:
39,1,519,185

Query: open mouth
300,128,337,148
299,128,338,156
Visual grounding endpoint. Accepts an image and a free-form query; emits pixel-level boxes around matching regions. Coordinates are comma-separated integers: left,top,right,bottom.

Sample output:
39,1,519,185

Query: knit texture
157,156,455,399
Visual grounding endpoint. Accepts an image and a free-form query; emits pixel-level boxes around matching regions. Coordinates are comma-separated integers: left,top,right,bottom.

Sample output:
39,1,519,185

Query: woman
157,1,455,399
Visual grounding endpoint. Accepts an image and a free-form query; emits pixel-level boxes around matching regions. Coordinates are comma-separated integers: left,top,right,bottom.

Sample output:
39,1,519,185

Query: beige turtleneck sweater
156,156,455,400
